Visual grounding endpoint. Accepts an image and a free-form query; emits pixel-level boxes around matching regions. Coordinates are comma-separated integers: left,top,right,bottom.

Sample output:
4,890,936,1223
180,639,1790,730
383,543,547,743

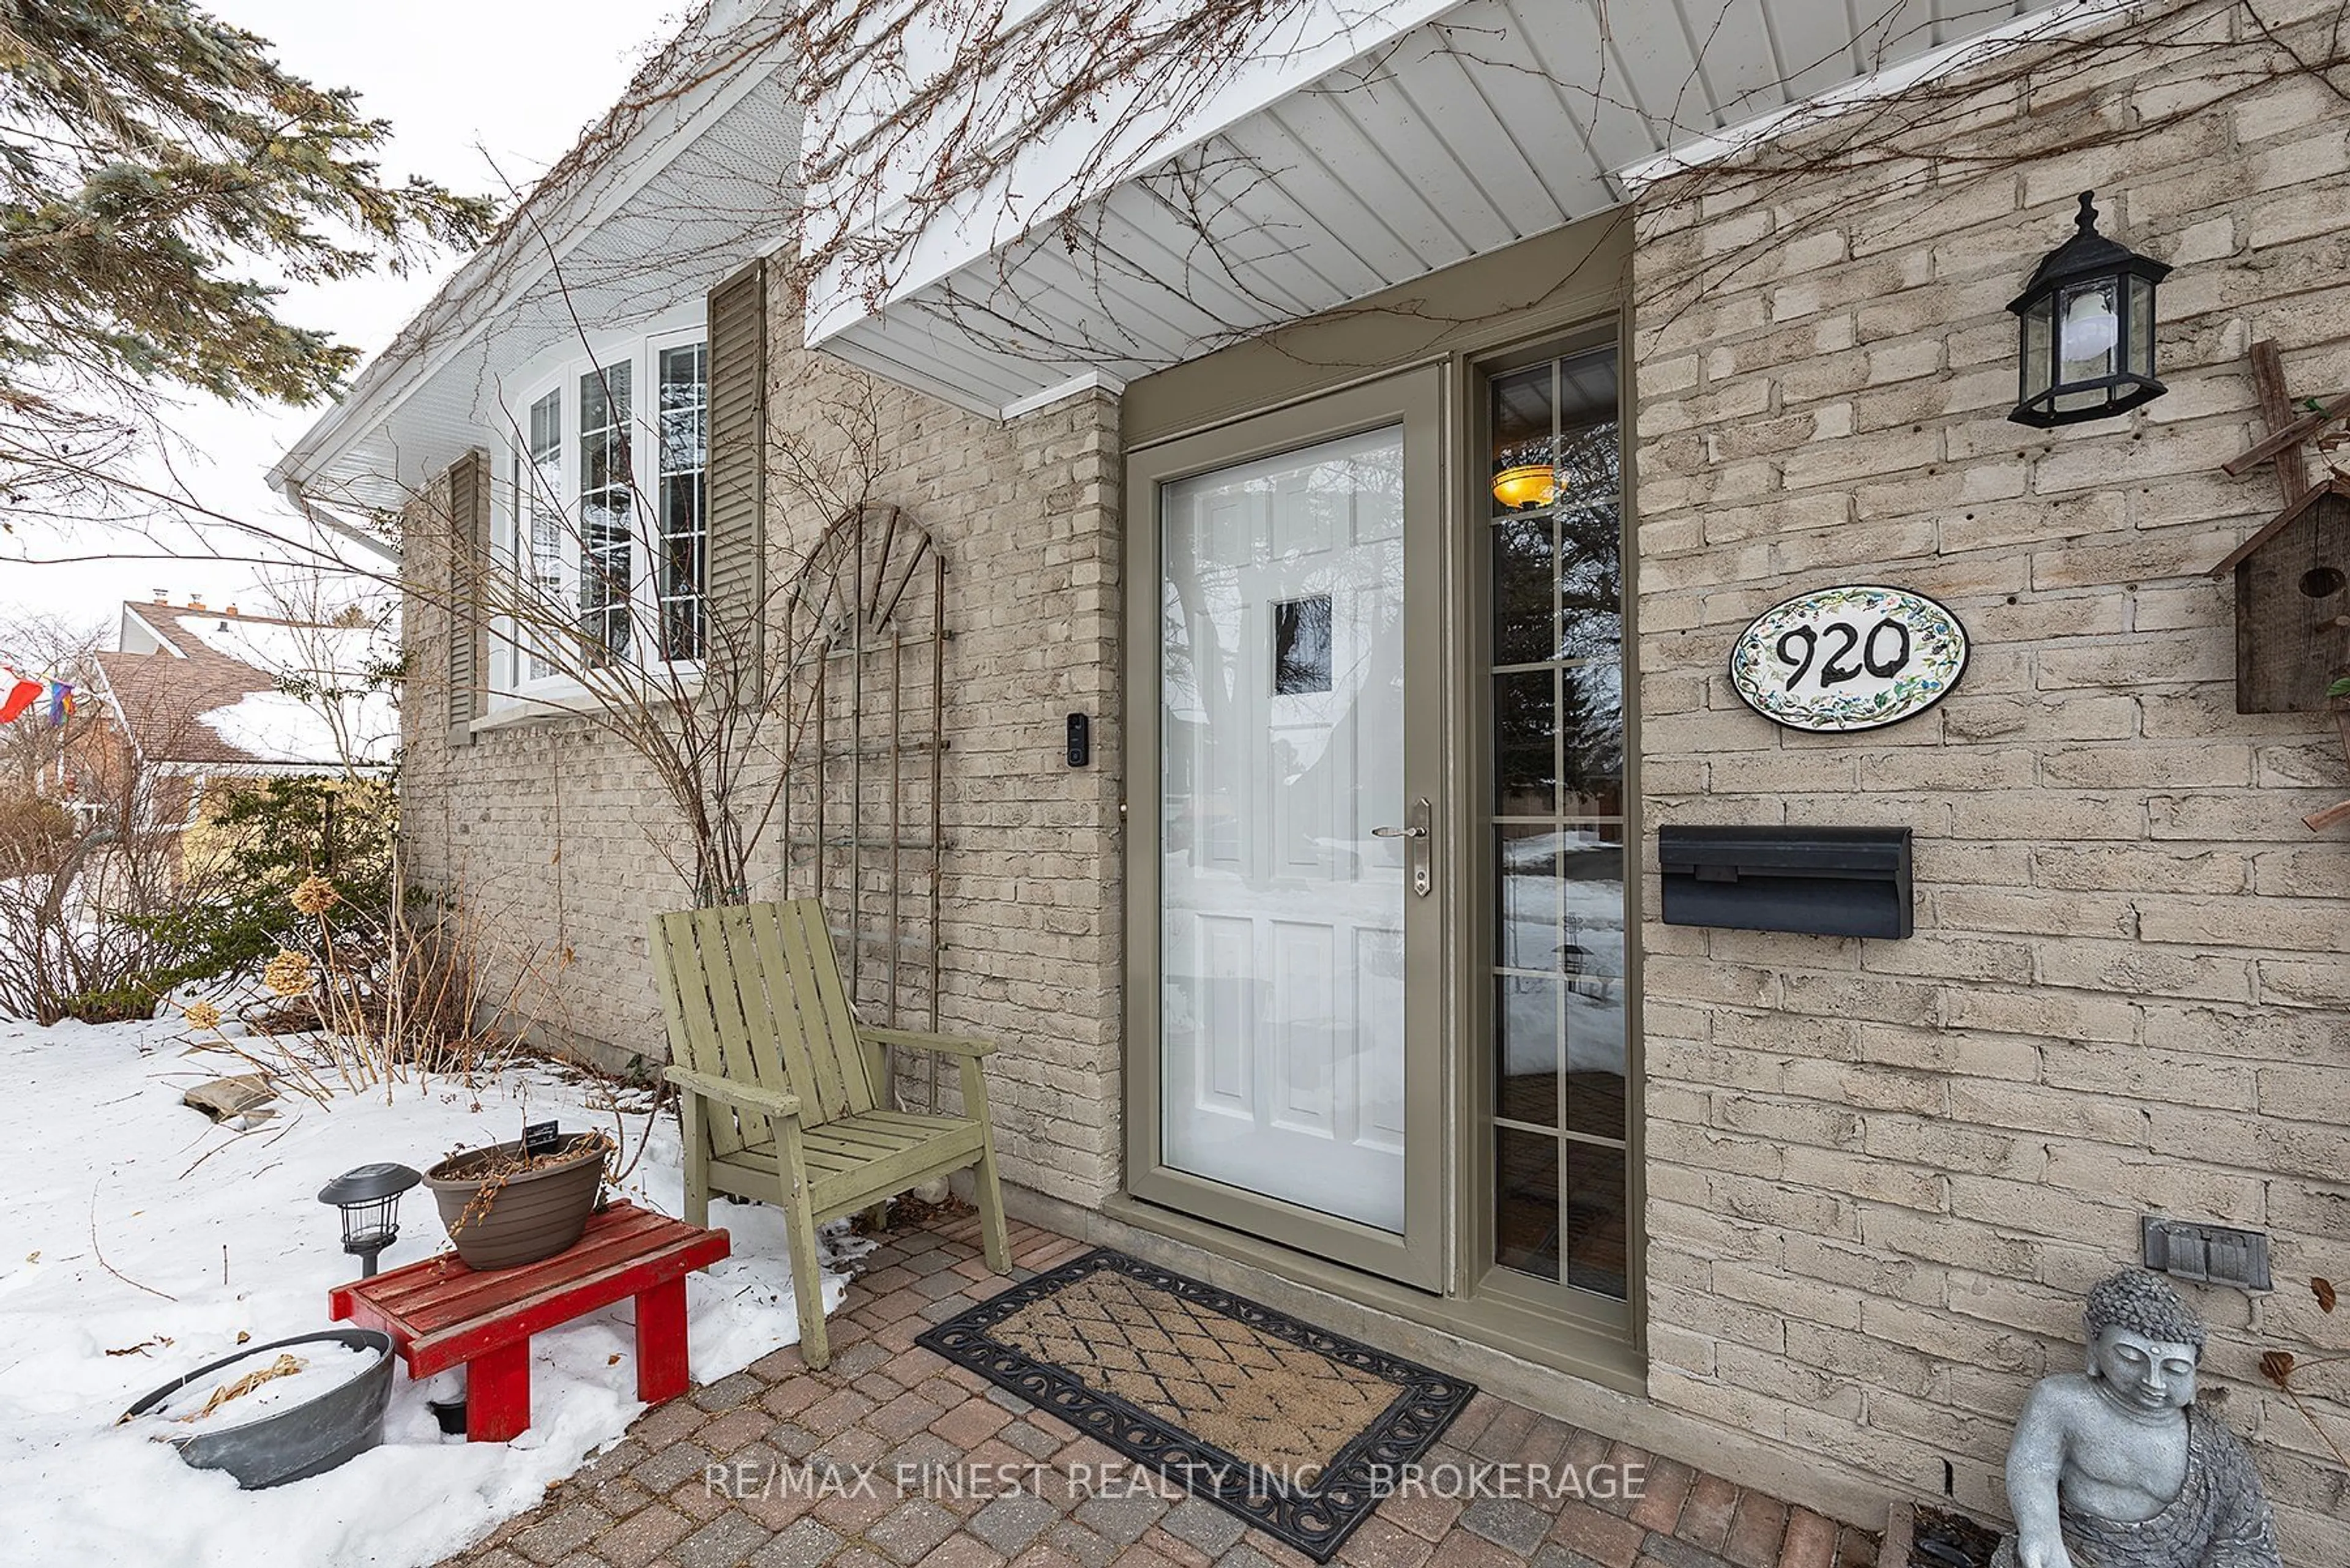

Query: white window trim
486,315,709,713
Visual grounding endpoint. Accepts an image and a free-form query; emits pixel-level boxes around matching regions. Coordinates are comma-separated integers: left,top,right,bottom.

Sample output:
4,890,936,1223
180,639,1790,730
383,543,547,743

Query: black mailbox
1658,826,1913,939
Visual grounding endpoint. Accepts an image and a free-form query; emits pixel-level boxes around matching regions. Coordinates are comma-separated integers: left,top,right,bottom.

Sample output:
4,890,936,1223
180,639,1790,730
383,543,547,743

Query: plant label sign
1729,584,1968,732
523,1119,562,1157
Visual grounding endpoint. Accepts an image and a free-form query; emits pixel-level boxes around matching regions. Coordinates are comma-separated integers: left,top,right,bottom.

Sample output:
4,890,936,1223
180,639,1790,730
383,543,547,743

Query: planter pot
122,1328,395,1489
423,1134,608,1269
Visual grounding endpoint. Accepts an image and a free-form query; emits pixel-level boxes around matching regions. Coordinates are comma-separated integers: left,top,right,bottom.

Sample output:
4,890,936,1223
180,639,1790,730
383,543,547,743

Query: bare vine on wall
1627,1,2350,331
2263,1276,2348,1474
17,0,2350,578
791,0,2350,386
20,0,2350,902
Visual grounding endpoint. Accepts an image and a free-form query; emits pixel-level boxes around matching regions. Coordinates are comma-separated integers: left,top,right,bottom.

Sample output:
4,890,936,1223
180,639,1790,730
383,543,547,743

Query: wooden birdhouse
2212,343,2350,714
2209,480,2350,713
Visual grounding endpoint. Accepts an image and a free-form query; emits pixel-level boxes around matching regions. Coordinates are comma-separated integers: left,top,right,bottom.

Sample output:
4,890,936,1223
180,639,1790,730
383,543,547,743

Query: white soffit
272,1,799,515
808,0,2071,418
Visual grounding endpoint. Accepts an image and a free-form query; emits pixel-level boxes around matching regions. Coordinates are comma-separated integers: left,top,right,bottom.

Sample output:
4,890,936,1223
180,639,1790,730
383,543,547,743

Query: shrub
124,777,400,995
0,775,401,1024
0,793,75,877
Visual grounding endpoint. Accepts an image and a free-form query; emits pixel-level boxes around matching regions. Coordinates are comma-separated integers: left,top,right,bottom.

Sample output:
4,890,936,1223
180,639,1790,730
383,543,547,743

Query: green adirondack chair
647,898,1011,1369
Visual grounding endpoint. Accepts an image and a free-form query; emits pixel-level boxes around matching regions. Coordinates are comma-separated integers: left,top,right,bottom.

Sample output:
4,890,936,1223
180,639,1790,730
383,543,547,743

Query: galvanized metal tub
122,1327,396,1488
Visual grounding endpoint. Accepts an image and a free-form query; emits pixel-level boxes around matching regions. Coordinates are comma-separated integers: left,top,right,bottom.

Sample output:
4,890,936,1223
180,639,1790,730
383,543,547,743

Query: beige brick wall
399,288,1124,1209
1633,0,2349,1552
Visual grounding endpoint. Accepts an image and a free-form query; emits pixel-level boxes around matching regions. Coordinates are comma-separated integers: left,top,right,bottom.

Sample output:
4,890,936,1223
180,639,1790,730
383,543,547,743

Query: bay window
495,328,707,698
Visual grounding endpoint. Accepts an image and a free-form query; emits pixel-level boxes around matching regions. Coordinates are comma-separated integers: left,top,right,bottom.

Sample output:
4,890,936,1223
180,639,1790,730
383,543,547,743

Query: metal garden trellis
780,504,952,1111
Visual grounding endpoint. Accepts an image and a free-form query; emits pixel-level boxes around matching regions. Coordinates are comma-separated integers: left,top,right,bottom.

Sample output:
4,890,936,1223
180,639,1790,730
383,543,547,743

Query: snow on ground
0,1015,852,1568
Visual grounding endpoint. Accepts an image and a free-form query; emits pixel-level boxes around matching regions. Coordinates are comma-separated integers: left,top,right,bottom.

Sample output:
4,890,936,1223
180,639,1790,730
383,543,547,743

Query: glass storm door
1133,372,1442,1289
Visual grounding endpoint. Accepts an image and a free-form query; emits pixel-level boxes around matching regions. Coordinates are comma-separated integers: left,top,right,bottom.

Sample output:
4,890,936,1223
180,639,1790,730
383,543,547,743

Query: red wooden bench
329,1201,731,1442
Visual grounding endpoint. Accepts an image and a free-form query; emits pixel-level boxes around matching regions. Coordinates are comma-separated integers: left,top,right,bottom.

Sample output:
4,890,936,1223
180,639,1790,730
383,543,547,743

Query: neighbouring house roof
269,0,799,517
92,603,398,775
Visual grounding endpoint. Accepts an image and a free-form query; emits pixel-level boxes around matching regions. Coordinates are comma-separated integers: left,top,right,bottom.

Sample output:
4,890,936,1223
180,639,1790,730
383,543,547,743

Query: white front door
1160,424,1408,1230
1133,371,1443,1287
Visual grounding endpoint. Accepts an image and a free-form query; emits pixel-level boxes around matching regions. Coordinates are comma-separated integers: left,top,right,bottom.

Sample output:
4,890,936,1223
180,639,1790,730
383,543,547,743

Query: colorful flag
0,677,40,723
47,682,72,725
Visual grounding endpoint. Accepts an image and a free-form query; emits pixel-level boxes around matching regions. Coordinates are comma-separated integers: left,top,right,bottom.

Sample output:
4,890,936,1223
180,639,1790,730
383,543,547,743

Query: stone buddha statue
1994,1271,2280,1568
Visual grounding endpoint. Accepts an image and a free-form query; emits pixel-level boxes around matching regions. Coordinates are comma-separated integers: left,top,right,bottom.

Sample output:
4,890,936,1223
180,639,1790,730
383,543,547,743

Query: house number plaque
1728,584,1968,732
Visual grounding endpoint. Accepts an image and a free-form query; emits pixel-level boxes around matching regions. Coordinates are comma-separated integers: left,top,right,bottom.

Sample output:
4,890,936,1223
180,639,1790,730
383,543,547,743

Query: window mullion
631,341,657,660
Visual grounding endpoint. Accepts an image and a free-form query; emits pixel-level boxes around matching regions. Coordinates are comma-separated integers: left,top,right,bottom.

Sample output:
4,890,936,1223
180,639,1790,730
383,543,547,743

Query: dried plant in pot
423,1130,614,1269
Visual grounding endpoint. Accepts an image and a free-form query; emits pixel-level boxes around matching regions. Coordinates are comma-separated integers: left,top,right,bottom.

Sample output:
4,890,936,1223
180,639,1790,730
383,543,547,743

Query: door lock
1373,798,1433,897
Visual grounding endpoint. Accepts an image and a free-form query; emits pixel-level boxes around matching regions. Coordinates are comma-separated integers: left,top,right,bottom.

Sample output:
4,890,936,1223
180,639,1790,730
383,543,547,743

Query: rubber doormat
916,1248,1475,1561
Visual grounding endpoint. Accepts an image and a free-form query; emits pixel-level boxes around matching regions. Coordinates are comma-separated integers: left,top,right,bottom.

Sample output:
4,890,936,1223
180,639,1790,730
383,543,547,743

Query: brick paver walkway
438,1212,1881,1568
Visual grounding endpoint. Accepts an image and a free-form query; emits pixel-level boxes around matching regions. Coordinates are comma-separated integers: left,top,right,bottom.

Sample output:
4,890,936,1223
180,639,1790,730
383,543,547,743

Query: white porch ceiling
808,0,2070,418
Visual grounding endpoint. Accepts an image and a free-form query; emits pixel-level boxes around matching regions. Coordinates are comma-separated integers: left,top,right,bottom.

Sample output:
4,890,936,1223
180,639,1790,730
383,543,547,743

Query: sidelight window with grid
1484,344,1629,1303
521,389,565,681
578,361,634,665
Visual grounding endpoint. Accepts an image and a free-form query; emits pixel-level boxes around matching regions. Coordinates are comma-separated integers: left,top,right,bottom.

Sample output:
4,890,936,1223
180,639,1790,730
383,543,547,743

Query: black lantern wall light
2007,191,2171,427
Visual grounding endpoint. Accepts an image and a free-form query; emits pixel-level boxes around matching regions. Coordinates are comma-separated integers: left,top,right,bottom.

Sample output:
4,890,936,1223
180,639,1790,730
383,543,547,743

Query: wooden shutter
706,257,768,696
445,448,490,746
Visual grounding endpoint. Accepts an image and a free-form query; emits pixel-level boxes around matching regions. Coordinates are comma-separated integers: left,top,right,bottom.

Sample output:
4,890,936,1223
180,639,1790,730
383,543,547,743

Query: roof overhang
802,0,2083,418
270,0,800,515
